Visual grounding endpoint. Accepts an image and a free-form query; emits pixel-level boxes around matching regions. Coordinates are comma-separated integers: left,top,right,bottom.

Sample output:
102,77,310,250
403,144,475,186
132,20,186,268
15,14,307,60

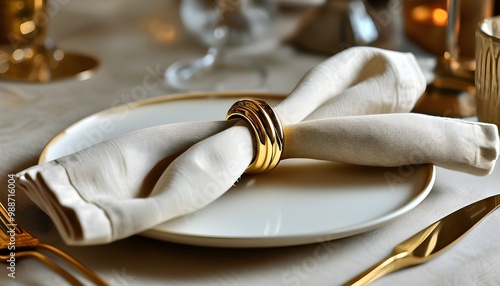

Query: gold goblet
475,16,500,128
0,0,98,83
411,0,492,117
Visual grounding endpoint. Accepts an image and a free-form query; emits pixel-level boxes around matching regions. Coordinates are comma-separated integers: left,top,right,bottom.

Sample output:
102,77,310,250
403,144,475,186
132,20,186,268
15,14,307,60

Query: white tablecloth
1,1,499,285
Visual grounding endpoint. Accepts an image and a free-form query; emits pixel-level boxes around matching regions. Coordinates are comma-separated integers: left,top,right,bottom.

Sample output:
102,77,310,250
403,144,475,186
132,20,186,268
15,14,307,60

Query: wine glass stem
207,26,228,66
446,0,460,61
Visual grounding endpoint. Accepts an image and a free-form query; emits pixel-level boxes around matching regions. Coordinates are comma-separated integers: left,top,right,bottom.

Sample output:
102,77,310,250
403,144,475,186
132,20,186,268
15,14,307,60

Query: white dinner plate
40,92,435,248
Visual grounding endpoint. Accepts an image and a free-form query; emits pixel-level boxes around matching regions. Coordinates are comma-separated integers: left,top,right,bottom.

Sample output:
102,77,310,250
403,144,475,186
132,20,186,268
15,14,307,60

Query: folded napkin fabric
284,114,498,174
16,47,499,245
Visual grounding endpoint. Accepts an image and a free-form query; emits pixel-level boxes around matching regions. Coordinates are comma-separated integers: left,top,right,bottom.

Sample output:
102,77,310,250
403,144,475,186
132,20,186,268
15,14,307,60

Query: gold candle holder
0,0,99,83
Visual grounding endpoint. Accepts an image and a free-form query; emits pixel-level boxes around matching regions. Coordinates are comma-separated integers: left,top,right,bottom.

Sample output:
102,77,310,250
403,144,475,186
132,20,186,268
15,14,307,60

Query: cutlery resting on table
345,194,500,286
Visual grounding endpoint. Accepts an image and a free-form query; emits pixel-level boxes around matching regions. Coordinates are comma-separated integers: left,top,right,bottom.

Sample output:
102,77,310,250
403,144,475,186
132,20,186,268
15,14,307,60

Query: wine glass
165,0,276,91
0,0,98,83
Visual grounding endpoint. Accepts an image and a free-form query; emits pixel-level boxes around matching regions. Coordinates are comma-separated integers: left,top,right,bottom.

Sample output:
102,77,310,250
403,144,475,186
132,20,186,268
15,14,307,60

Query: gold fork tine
0,202,40,249
0,251,84,286
0,202,108,286
37,243,109,285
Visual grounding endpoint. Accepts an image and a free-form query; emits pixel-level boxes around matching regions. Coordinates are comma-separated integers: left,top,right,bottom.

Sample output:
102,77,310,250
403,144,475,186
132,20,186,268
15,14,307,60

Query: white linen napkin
16,47,499,245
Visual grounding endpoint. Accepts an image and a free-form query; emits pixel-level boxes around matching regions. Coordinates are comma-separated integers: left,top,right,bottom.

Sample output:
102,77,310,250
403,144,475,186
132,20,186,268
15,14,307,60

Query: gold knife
344,194,500,286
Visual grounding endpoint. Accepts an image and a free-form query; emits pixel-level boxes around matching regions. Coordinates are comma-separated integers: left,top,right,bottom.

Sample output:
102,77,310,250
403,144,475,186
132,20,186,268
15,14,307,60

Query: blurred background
1,2,500,284
0,0,499,115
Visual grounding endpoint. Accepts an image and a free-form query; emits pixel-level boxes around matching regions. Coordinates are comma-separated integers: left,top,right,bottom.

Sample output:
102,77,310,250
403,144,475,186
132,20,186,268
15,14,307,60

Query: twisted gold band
226,99,284,174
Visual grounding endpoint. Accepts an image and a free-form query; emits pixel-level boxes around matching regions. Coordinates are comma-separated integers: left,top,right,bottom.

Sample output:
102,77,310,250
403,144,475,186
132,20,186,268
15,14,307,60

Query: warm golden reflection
23,47,33,58
148,19,178,43
12,48,24,61
431,8,448,26
421,226,440,257
410,5,431,22
345,194,500,286
0,0,99,82
411,5,448,27
20,20,36,35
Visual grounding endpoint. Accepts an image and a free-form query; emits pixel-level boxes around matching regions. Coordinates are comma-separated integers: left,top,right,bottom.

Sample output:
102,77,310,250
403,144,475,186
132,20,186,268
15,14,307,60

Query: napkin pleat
27,163,111,243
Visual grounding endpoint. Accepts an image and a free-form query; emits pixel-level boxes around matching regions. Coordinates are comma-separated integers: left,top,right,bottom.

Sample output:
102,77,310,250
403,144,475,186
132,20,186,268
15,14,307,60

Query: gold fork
0,202,109,286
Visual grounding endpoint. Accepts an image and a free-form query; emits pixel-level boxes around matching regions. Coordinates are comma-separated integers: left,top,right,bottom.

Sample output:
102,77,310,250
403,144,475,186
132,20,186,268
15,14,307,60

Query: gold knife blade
344,194,500,286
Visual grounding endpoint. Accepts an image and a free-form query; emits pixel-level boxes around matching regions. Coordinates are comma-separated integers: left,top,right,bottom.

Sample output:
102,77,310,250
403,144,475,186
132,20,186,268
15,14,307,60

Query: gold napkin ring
226,99,284,174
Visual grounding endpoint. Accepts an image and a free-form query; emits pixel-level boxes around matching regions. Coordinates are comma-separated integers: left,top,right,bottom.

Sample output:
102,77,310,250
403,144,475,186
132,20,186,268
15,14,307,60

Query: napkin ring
226,99,284,174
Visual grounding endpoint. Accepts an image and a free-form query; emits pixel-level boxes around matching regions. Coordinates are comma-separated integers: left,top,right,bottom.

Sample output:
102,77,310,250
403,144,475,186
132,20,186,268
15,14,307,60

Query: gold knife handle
343,252,416,286
344,195,500,285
